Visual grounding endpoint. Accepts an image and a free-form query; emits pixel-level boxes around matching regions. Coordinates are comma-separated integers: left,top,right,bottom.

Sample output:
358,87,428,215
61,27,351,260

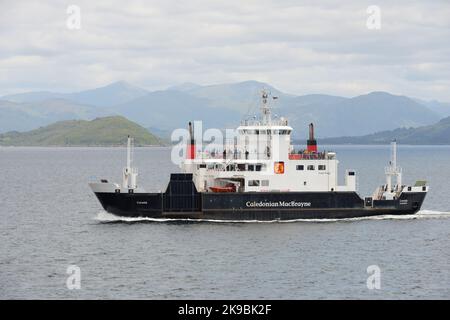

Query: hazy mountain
0,99,114,133
0,116,162,146
0,91,66,103
277,94,348,137
180,80,288,113
2,81,148,108
0,82,143,132
413,98,450,118
114,90,240,131
147,126,173,140
0,100,47,132
167,82,202,92
65,81,148,107
318,116,450,145
284,94,348,107
0,81,445,139
282,92,440,138
168,83,439,138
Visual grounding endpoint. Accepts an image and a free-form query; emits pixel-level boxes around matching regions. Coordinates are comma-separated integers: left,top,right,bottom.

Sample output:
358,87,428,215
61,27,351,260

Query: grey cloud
0,0,449,100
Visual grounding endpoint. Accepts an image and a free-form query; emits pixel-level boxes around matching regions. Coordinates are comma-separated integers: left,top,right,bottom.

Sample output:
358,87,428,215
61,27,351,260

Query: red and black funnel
187,121,195,159
307,123,317,153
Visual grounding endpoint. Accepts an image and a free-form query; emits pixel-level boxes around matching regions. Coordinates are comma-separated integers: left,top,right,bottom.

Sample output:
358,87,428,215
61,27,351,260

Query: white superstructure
181,90,357,193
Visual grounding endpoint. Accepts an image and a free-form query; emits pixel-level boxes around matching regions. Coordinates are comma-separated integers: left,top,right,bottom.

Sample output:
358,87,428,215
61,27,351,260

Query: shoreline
2,144,450,148
0,144,168,148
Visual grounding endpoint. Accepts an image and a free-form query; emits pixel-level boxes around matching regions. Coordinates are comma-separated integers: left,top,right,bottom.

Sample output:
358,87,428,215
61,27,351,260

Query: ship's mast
261,89,271,125
123,135,138,189
260,89,273,159
385,140,402,192
127,135,132,169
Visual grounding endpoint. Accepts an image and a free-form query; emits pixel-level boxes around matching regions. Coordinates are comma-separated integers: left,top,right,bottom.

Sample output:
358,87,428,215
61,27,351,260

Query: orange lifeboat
209,183,236,193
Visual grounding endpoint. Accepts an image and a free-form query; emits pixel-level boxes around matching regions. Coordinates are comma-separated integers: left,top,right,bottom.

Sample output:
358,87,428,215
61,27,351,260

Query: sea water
0,145,449,299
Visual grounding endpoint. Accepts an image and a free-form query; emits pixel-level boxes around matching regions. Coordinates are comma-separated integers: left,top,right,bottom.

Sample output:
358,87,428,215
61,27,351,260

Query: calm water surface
0,145,449,299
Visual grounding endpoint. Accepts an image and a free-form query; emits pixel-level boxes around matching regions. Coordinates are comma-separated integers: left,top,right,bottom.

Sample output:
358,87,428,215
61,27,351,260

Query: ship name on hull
246,201,312,208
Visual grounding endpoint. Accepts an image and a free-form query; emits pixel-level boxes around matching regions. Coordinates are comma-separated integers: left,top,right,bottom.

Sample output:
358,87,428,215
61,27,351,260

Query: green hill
0,116,163,146
318,116,450,145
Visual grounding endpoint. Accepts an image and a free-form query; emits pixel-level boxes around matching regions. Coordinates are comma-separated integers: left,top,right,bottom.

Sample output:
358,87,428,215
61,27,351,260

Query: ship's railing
240,118,288,126
203,163,267,173
123,167,138,174
197,150,272,160
288,152,326,160
385,166,402,174
196,150,335,161
288,151,335,160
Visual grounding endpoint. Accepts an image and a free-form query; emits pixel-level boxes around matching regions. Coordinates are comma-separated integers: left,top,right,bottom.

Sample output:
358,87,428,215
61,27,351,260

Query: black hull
93,174,426,221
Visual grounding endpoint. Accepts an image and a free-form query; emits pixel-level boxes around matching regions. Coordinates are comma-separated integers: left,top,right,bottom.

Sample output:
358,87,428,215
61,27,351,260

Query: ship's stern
398,182,428,214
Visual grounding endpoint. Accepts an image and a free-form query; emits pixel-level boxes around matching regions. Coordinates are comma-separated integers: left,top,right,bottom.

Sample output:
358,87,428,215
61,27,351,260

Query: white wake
94,209,450,224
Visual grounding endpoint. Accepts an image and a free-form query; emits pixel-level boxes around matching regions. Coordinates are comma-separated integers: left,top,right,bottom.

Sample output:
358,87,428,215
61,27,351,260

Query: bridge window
248,180,260,187
296,165,304,170
226,164,236,171
270,129,291,135
318,165,326,170
307,165,315,170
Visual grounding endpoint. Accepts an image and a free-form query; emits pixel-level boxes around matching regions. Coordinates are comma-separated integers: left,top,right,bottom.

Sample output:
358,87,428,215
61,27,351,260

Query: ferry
89,90,428,220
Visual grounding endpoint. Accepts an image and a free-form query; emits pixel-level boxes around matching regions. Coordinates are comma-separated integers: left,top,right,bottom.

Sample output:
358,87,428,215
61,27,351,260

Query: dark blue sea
0,145,449,299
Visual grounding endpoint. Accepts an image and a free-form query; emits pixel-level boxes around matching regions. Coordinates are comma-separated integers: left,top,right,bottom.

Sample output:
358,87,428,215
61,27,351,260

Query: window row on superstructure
296,164,327,171
238,129,292,135
198,163,266,172
248,180,270,187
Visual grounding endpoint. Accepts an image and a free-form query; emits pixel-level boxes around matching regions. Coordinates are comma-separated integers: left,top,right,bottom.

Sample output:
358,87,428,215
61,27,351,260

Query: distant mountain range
0,116,162,146
2,113,450,146
2,80,450,139
0,99,113,132
2,81,147,107
318,116,450,145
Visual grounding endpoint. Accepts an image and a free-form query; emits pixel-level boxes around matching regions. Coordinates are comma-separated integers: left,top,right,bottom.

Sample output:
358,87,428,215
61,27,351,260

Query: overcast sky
1,0,449,100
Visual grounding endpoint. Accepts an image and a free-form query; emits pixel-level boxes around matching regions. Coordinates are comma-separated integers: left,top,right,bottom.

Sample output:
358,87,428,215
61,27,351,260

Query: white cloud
0,0,449,100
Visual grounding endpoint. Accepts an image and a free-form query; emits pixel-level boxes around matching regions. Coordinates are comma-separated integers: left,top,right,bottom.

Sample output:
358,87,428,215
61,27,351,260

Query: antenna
391,139,397,169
